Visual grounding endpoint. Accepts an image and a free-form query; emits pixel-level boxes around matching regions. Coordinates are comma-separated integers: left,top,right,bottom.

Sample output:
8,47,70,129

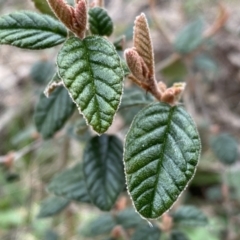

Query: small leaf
83,135,125,211
124,102,201,219
37,196,69,218
169,230,190,240
0,11,67,49
48,162,91,203
30,60,55,85
210,133,238,165
171,205,208,226
31,0,55,17
88,7,113,36
131,224,161,240
57,36,124,134
80,214,116,237
174,18,205,54
116,207,144,229
34,86,75,139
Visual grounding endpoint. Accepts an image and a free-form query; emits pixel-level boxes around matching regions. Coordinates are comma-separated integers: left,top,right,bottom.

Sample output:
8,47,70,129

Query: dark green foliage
131,224,161,240
169,230,190,240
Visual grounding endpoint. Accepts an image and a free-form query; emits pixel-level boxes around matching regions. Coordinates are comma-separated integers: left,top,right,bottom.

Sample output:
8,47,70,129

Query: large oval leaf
88,7,113,36
83,135,125,211
0,11,67,49
124,102,201,219
34,86,75,139
48,162,91,203
57,36,124,134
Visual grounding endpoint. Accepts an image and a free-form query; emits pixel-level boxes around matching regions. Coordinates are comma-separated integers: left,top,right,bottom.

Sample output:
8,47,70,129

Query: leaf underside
83,135,125,211
57,36,124,134
34,86,75,139
88,7,113,36
48,162,91,203
0,11,67,49
124,102,201,219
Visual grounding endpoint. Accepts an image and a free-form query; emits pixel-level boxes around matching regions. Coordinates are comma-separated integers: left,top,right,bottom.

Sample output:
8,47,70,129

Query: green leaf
31,0,55,17
34,86,75,139
88,7,113,36
124,102,201,219
83,135,125,211
210,133,238,165
131,224,161,240
30,60,55,85
37,196,69,218
116,207,144,229
48,162,91,203
0,11,67,49
171,206,208,226
80,214,116,237
169,230,190,240
174,18,205,54
57,36,124,134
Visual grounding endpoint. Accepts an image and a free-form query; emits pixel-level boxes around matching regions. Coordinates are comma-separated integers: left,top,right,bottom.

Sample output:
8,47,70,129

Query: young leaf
31,0,55,17
0,11,67,49
34,86,75,139
37,196,70,218
210,133,238,165
88,7,113,36
48,162,91,203
83,135,125,211
124,102,201,219
171,205,208,226
174,18,205,54
57,36,124,134
131,224,161,240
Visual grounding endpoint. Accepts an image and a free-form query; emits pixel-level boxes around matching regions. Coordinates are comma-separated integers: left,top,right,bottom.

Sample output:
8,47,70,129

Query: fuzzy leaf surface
88,7,113,36
131,224,161,240
124,103,201,219
0,11,67,49
37,196,69,218
57,36,124,134
83,135,125,211
34,86,75,139
171,205,208,226
48,162,91,203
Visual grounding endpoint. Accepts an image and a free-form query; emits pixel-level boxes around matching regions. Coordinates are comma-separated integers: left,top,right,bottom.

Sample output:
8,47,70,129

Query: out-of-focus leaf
131,224,161,240
34,86,75,139
48,162,91,203
31,0,55,17
210,133,238,165
174,18,205,54
30,60,55,85
114,36,125,51
44,230,59,240
116,208,144,229
83,135,125,211
169,230,190,240
0,11,67,49
171,205,208,226
88,7,113,36
57,36,124,134
80,214,116,237
124,103,201,219
37,196,69,218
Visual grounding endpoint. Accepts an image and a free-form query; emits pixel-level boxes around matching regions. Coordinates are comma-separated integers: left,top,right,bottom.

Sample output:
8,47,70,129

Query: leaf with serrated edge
34,86,75,139
88,7,113,36
48,162,91,203
133,13,154,76
0,11,67,49
124,102,201,219
57,36,124,134
83,135,125,211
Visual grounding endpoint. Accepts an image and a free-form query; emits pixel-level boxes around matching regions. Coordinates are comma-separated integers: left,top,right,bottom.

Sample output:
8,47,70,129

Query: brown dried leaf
133,13,155,77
